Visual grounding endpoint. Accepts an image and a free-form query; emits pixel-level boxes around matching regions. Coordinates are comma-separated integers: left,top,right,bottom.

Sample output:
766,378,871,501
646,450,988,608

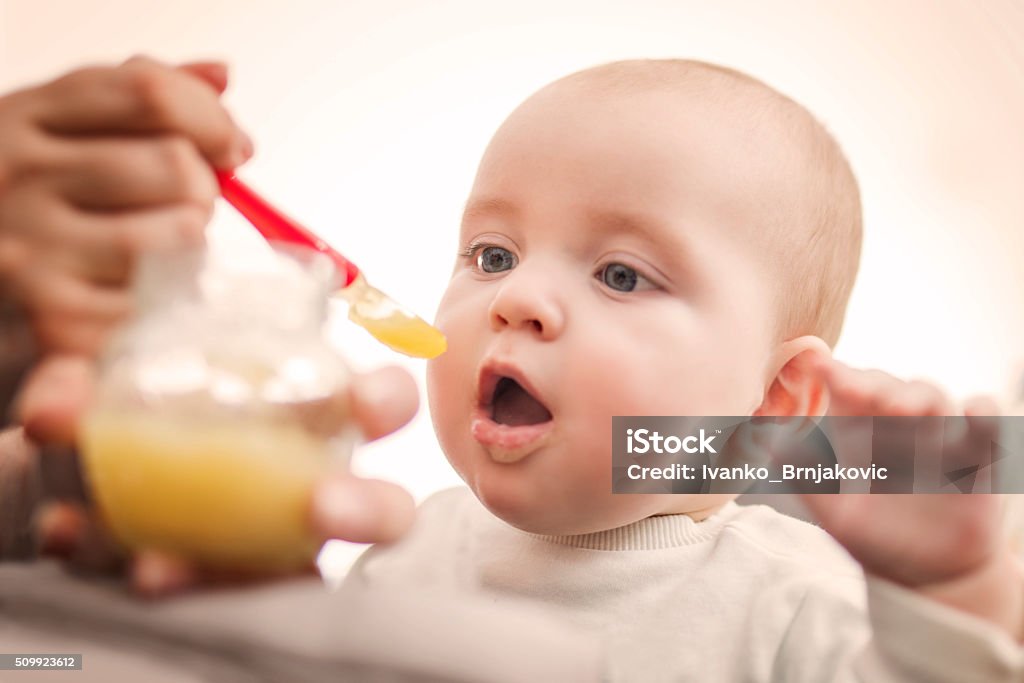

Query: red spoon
217,171,360,286
216,171,446,359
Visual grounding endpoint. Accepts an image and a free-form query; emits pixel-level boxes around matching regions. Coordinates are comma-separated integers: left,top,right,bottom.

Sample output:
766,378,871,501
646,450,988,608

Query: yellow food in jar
81,411,325,571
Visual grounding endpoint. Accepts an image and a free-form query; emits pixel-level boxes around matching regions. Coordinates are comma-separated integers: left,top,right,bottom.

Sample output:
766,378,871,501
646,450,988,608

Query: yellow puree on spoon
339,273,448,359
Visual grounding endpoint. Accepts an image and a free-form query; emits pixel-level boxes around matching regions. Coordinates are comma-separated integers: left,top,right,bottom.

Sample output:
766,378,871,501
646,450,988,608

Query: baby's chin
465,479,600,535
483,503,624,536
446,433,738,535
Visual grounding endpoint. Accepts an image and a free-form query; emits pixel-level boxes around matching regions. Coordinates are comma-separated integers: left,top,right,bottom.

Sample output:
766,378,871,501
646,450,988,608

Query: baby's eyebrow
461,197,519,226
586,208,681,250
585,208,696,277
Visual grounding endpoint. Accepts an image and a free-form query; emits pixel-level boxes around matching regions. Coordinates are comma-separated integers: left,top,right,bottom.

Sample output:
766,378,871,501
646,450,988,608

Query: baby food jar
80,245,353,571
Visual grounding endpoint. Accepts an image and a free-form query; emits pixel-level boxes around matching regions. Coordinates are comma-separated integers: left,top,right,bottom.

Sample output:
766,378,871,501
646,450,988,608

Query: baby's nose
487,270,565,340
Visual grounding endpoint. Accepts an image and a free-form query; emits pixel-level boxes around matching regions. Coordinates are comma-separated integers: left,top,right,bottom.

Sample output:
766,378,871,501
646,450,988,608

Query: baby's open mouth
473,365,555,462
490,376,553,426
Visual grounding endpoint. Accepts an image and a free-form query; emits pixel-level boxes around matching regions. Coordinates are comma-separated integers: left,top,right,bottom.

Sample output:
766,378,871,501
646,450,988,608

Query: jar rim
133,242,339,328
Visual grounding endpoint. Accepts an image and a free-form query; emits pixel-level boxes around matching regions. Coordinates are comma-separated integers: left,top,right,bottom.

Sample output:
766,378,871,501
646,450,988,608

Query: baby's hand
802,358,1023,637
0,56,252,355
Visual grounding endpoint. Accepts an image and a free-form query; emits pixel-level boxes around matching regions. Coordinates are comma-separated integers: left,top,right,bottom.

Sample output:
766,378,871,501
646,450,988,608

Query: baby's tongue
493,381,552,426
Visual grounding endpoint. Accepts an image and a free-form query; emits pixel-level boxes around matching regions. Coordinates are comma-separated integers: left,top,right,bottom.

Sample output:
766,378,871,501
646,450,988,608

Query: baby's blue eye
601,263,639,292
477,246,517,273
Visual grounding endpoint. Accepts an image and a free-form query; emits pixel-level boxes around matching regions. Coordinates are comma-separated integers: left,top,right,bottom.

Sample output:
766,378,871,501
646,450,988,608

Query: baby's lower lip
470,408,553,464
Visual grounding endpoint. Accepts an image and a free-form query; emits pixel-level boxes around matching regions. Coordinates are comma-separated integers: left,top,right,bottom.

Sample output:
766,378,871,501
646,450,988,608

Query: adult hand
0,56,251,355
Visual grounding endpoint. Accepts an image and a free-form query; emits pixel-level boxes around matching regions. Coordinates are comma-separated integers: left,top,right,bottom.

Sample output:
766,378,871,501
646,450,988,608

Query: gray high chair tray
0,561,602,683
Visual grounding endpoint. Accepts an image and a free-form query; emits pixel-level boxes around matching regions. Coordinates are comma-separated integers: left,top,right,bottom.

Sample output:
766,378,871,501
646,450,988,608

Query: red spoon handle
216,171,361,287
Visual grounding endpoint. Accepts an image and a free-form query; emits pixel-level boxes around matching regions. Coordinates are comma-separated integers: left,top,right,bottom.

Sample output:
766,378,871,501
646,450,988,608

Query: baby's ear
754,336,831,418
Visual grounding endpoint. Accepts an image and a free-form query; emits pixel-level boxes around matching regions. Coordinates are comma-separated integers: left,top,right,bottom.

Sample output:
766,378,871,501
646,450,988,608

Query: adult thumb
16,356,96,446
178,61,229,94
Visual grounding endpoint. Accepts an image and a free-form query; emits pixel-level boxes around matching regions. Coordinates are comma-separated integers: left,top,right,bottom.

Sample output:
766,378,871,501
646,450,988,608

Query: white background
3,0,1022,573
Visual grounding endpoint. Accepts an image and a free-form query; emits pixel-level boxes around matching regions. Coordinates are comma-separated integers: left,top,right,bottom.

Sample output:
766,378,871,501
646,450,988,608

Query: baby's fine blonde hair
559,59,863,348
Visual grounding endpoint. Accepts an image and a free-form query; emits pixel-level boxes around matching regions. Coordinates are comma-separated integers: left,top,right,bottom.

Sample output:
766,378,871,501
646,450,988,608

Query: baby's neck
656,494,738,521
531,502,738,551
658,503,726,522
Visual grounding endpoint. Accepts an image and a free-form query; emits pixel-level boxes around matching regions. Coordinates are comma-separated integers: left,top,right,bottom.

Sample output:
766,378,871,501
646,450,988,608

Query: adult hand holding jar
0,57,417,595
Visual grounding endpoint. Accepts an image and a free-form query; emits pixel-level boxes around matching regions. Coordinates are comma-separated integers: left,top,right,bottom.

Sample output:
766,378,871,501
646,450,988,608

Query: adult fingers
35,500,123,574
34,57,250,169
16,355,98,445
34,500,89,557
1,187,207,285
130,550,318,599
48,203,209,285
349,365,419,441
11,260,132,319
33,315,126,358
48,135,219,211
178,62,229,94
130,549,198,598
10,265,133,356
174,61,253,159
310,473,415,544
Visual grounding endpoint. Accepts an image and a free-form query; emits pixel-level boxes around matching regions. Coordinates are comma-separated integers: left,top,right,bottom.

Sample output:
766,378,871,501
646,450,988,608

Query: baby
345,60,1024,681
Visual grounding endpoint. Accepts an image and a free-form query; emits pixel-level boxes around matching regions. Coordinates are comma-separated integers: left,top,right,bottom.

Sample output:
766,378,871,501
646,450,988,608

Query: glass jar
80,245,353,571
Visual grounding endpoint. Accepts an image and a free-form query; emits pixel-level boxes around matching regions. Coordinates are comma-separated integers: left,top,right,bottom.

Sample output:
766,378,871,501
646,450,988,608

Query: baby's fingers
813,358,952,417
964,396,1001,419
811,359,892,416
879,380,954,417
945,396,1002,493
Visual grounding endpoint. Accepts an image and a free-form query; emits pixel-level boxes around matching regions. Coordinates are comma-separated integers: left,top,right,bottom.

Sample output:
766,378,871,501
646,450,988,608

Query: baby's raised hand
802,358,1023,637
0,56,251,355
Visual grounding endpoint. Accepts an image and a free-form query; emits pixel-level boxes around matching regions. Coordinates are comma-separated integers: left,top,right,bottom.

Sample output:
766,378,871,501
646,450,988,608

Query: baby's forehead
496,68,815,195
545,61,793,132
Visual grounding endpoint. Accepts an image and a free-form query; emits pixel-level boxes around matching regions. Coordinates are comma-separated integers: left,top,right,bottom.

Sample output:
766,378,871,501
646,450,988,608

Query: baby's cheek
426,355,468,449
425,355,452,406
558,381,619,485
425,302,477,412
566,355,679,417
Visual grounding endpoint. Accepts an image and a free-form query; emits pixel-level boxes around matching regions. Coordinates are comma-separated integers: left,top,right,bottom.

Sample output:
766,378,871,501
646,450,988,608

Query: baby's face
427,81,780,534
